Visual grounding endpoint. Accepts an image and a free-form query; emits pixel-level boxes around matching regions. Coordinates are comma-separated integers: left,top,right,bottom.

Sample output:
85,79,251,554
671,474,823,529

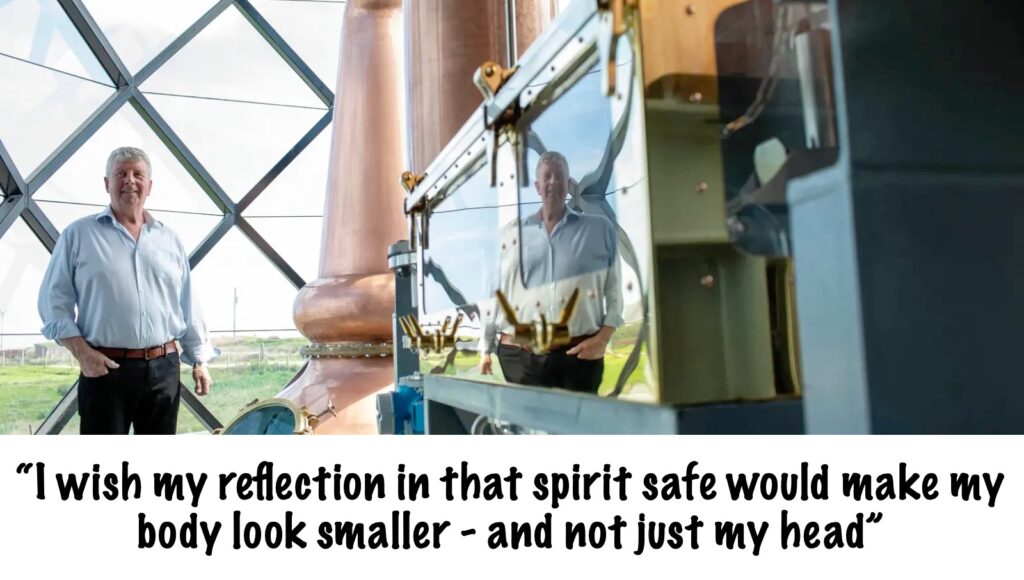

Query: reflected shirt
481,208,624,353
519,208,618,287
38,206,216,366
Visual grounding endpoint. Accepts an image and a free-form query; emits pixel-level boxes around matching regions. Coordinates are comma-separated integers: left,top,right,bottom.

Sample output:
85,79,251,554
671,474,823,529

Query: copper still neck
282,0,407,433
282,0,561,434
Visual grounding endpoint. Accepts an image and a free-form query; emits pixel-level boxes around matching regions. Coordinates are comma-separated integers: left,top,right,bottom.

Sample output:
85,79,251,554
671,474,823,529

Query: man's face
535,159,569,211
105,160,152,214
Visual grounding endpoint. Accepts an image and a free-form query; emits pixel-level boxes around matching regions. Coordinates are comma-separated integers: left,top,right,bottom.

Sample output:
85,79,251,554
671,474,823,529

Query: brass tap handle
398,314,468,354
398,315,415,339
535,313,551,352
495,290,535,349
434,312,464,351
558,287,581,326
399,314,431,353
407,315,425,339
539,288,582,352
449,312,464,339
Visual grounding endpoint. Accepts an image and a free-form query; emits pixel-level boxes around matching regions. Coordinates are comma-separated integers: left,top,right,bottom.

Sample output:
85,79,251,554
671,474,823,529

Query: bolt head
696,181,709,193
700,275,715,288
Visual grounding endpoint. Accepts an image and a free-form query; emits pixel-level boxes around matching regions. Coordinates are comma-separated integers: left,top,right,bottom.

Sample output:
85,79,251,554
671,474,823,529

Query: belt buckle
144,345,164,361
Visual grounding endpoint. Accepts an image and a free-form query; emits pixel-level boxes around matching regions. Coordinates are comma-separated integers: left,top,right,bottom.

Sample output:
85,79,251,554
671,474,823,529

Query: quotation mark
866,512,883,524
16,462,33,475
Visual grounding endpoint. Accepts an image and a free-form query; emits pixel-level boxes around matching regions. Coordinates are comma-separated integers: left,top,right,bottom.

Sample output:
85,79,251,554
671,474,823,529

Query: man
38,147,215,434
480,151,623,393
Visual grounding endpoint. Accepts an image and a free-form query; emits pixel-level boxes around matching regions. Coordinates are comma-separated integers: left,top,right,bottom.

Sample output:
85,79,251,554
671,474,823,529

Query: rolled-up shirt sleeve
478,298,498,355
178,261,218,366
38,228,82,342
602,224,625,329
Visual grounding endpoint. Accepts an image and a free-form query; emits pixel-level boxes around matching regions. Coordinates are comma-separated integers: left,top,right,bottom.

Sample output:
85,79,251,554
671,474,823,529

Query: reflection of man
480,151,623,394
38,147,215,434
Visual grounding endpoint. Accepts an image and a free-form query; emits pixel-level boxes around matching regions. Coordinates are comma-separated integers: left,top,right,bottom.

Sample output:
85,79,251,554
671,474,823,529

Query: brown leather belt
94,340,177,360
499,332,598,351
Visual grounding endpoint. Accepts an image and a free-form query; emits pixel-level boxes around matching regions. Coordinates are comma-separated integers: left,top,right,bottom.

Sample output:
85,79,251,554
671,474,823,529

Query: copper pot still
280,0,560,433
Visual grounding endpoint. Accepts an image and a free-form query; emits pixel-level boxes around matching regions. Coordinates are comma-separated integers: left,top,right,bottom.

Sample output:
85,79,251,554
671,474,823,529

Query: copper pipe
513,0,559,58
283,0,407,433
284,0,562,433
404,0,505,174
319,0,408,279
404,0,560,175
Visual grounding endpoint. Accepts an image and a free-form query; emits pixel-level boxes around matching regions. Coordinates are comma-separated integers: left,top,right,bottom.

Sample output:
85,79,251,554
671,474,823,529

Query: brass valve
398,313,463,354
306,398,337,432
494,288,581,353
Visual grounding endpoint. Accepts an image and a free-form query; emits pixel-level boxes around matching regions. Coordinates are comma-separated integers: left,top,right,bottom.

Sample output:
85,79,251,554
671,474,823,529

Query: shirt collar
524,207,581,227
95,205,162,229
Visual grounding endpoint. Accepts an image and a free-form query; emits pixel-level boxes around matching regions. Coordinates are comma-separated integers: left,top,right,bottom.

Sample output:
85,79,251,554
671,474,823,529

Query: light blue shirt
479,207,624,353
38,206,216,366
520,208,619,287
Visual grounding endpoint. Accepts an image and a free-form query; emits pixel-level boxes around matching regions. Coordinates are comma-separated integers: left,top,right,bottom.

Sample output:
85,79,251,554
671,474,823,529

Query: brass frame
216,397,320,435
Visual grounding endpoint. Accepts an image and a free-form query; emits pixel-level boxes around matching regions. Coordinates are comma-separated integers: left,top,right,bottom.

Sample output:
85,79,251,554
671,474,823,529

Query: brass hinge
401,170,427,249
401,170,424,195
474,61,518,102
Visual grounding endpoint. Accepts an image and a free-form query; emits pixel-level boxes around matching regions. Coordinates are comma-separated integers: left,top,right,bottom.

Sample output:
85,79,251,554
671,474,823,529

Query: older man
38,147,215,434
481,151,623,393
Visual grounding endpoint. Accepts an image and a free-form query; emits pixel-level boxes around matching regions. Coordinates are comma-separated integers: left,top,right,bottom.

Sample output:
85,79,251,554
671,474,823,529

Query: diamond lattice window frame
0,0,341,433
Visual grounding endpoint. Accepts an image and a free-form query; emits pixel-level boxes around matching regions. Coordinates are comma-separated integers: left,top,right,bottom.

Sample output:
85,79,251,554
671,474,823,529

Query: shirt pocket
151,250,185,288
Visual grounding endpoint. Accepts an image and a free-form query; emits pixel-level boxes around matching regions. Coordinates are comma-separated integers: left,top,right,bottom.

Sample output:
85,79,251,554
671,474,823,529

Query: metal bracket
401,170,424,195
474,60,521,187
401,171,430,251
474,61,518,102
597,0,637,96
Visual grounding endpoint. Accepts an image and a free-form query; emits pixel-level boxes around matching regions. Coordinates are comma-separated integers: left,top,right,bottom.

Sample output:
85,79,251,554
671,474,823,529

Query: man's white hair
106,146,152,178
536,150,569,177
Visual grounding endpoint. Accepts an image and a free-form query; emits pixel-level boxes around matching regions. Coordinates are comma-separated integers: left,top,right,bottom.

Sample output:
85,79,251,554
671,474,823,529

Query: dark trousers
497,344,604,394
78,352,181,435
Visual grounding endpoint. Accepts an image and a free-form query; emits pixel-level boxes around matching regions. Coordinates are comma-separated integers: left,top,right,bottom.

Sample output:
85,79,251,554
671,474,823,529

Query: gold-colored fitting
536,288,580,352
474,60,517,101
401,170,424,194
398,313,463,354
495,288,581,353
